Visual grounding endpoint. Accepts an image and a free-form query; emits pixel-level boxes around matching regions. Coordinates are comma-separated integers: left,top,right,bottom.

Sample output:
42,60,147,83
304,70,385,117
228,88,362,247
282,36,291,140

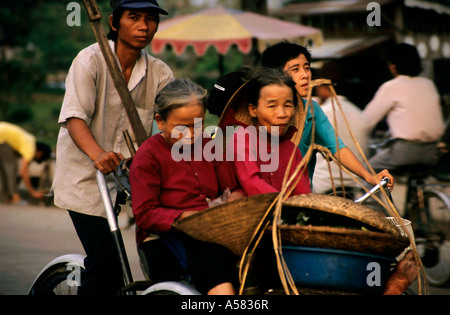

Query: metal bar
96,171,119,232
355,177,390,204
111,230,135,293
96,171,135,293
82,0,148,147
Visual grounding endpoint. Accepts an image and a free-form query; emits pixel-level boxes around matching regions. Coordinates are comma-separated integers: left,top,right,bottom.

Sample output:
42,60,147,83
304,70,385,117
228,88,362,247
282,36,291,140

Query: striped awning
151,7,323,56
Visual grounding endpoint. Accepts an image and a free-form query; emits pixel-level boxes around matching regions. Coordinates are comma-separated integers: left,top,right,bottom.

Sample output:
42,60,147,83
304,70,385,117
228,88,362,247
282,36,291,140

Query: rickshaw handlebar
354,177,390,204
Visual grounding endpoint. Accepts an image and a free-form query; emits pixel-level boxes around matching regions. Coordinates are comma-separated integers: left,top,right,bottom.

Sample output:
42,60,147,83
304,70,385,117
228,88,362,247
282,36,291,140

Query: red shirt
130,133,243,245
229,127,311,196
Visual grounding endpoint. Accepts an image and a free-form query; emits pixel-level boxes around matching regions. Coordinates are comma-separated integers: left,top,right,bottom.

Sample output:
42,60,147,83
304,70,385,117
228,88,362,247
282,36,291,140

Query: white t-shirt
53,41,173,217
361,75,445,142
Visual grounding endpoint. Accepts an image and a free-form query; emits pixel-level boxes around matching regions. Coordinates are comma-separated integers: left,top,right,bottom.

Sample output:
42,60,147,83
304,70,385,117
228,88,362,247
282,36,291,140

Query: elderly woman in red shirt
215,68,311,197
130,78,244,295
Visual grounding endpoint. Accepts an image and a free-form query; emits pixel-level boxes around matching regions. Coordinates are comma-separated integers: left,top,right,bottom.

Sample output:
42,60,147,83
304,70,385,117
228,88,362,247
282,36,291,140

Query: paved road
0,203,145,295
1,203,450,295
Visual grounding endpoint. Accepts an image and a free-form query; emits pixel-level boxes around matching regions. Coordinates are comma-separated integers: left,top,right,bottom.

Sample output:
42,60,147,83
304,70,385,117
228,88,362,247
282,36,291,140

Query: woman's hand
175,210,198,222
228,191,245,202
367,169,395,191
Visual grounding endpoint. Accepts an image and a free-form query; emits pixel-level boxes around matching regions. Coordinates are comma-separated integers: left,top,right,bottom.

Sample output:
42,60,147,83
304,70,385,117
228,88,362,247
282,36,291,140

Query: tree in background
241,0,267,14
0,0,269,143
0,0,44,120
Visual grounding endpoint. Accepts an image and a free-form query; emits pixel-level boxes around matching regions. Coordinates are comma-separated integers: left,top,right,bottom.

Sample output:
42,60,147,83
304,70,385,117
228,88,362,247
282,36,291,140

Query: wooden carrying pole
82,0,148,147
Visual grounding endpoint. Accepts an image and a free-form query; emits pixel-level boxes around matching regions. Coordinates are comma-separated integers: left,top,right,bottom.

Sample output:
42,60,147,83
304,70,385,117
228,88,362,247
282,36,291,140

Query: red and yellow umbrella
151,7,323,57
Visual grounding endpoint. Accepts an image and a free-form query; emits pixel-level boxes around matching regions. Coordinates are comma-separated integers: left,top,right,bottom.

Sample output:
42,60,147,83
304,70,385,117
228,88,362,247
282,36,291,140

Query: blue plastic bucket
282,246,395,294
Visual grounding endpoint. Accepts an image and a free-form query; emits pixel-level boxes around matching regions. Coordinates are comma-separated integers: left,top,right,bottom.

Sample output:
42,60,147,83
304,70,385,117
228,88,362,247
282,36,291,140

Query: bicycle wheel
421,190,450,287
141,281,201,295
29,262,85,295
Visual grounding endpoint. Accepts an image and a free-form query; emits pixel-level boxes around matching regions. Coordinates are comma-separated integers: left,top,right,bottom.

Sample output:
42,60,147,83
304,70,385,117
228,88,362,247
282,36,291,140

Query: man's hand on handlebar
94,151,125,174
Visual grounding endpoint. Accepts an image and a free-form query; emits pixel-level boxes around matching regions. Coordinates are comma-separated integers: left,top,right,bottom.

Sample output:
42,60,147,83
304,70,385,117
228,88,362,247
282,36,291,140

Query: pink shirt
130,133,243,245
229,127,311,196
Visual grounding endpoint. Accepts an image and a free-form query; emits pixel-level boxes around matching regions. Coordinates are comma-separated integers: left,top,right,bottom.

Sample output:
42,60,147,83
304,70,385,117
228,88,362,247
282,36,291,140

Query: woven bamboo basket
273,194,410,258
276,225,409,257
172,193,278,256
283,194,399,233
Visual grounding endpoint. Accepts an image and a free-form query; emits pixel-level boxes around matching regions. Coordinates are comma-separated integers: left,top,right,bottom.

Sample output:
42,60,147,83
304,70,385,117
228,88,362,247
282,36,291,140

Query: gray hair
155,78,207,121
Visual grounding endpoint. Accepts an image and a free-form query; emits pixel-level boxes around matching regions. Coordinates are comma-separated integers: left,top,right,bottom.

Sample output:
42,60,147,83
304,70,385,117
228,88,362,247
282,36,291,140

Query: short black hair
108,7,126,42
261,40,312,72
387,43,423,77
207,67,254,117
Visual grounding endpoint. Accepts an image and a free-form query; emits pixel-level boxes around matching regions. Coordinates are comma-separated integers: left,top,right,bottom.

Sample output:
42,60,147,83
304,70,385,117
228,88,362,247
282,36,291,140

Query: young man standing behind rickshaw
52,0,173,295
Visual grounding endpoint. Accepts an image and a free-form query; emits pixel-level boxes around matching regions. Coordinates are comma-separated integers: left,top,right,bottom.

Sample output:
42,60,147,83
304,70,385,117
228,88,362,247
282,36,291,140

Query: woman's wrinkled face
248,83,295,136
156,98,205,146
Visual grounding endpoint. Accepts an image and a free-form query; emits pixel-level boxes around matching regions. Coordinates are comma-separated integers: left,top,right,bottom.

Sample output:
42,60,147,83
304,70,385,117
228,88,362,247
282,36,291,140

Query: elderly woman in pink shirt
217,68,311,197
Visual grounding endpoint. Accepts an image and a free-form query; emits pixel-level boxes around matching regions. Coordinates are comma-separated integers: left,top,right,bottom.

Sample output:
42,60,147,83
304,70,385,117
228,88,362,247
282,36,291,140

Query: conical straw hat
173,193,278,256
275,225,409,258
282,194,398,234
273,194,410,258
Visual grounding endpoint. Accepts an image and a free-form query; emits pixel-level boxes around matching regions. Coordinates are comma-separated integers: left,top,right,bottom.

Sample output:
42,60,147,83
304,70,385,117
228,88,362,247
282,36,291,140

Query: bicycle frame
96,171,135,293
382,170,450,287
403,175,450,227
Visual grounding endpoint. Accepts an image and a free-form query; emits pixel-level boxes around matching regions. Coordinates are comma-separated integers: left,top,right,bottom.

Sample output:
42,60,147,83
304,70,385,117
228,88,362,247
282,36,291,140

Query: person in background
312,61,370,195
52,0,173,295
130,78,245,295
0,122,51,204
361,43,445,171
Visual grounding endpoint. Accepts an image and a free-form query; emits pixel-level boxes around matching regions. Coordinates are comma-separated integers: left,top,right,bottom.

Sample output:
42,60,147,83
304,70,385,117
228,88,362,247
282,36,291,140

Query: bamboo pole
82,0,148,147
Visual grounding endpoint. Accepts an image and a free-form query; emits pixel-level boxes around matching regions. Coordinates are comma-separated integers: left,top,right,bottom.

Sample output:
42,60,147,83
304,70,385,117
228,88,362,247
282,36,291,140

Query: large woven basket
173,193,278,256
282,194,399,234
276,225,409,257
273,194,410,258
